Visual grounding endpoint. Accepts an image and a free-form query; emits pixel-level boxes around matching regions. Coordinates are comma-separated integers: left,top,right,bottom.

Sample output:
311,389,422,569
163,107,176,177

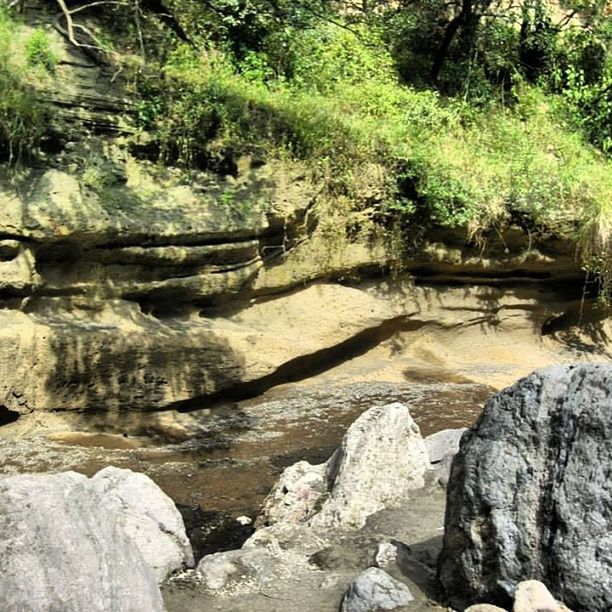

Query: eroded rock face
0,471,164,612
438,365,612,612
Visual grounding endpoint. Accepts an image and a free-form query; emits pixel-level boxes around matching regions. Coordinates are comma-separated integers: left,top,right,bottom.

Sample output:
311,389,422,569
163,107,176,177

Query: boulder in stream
259,403,430,530
438,364,612,611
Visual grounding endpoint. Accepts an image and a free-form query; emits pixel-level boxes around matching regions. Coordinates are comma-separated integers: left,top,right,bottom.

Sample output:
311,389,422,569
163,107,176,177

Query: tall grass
0,10,48,163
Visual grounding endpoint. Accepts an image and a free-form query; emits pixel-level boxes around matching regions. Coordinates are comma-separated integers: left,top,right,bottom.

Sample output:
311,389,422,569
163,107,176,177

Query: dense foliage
0,9,51,162
2,0,611,290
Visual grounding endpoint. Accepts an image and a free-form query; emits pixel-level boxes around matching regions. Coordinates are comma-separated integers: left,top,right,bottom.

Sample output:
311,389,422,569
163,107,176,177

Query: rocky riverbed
3,365,608,612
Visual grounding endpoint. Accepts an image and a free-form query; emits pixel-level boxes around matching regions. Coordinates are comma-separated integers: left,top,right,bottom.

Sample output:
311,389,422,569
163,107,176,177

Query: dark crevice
172,314,425,413
92,230,282,250
0,406,20,426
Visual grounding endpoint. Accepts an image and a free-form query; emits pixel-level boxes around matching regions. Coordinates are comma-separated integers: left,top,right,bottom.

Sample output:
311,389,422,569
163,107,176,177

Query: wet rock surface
438,364,612,612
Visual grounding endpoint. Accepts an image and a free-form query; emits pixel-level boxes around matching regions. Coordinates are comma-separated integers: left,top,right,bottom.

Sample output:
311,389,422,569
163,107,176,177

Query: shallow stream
0,367,495,558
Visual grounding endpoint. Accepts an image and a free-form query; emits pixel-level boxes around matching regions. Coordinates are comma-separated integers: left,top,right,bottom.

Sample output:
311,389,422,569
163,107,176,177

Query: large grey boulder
0,472,164,612
312,402,429,529
438,365,612,611
91,466,195,583
341,567,414,611
259,403,429,531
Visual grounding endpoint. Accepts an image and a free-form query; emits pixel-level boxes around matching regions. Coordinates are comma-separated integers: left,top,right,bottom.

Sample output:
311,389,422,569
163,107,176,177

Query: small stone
513,581,560,612
256,460,326,527
374,540,411,572
425,428,467,463
341,567,414,612
465,606,507,612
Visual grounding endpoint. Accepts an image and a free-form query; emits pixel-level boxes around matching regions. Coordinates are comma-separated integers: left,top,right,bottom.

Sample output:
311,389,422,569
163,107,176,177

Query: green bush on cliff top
0,10,48,163
137,22,611,284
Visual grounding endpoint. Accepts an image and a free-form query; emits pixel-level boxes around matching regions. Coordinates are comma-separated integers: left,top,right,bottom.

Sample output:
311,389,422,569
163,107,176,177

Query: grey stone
196,544,315,594
311,403,430,529
433,451,455,488
0,471,164,612
465,606,507,612
425,427,467,463
438,365,612,612
91,466,194,583
341,567,414,611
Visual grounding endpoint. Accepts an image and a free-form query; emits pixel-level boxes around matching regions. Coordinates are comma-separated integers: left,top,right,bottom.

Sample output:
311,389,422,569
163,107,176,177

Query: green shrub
25,28,58,73
0,10,45,162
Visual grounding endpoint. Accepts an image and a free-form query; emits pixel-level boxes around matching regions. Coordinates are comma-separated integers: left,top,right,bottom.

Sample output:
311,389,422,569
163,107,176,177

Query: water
46,375,495,516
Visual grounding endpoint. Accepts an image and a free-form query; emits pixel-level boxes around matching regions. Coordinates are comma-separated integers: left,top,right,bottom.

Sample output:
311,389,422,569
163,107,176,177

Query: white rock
91,466,194,583
341,567,414,611
374,540,411,572
513,580,561,612
197,545,313,594
257,460,326,526
0,472,164,612
425,428,467,463
311,403,429,529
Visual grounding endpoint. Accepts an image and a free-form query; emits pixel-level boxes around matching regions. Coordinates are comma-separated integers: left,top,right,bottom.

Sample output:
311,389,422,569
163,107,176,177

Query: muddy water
0,368,495,557
35,373,495,522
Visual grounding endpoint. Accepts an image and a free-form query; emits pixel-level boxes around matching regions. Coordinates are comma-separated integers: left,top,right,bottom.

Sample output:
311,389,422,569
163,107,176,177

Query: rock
196,520,326,594
340,567,414,612
374,541,412,573
311,403,429,529
258,403,429,531
243,522,328,558
0,471,164,612
91,466,194,583
425,427,467,463
465,606,507,612
513,581,561,612
196,542,316,594
197,548,278,592
257,460,327,527
426,428,468,488
433,451,455,488
438,365,612,612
